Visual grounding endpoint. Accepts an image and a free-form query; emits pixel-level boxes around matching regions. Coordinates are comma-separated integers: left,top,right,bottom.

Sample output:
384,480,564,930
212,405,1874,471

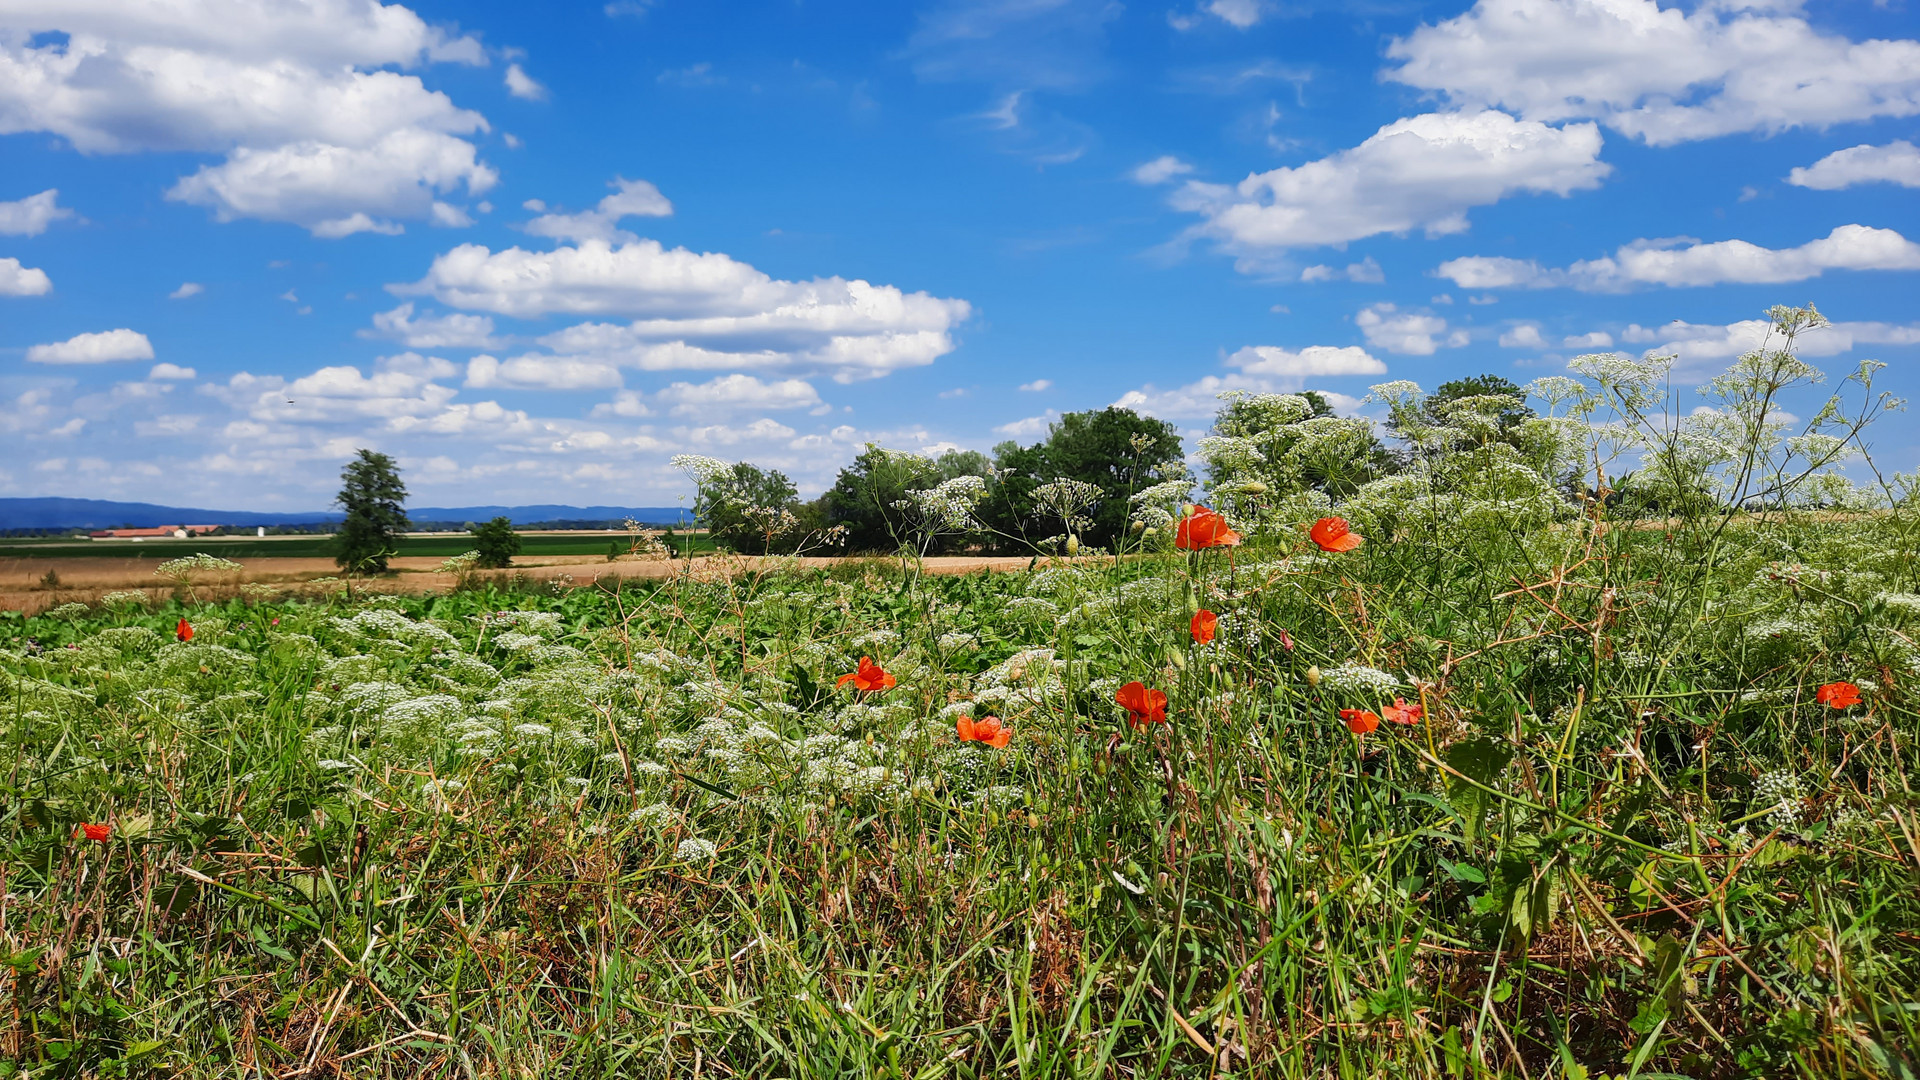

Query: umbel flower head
1190,609,1217,644
1309,517,1363,553
1116,681,1169,729
1815,681,1861,709
1175,506,1241,550
837,656,896,694
957,714,1012,748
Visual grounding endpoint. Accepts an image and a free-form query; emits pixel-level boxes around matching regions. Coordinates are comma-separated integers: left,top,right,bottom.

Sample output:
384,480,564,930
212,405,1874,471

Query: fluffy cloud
26,328,155,364
1498,323,1546,348
522,178,672,244
1130,155,1194,185
1228,344,1386,381
1112,344,1381,420
504,63,547,101
395,236,973,382
168,129,495,237
1355,304,1465,355
1169,110,1607,257
655,374,823,417
1435,225,1920,291
169,282,204,299
464,354,621,390
369,302,499,349
0,0,494,235
1301,258,1384,283
1387,0,1920,146
1563,330,1612,348
0,256,51,296
1019,379,1052,392
1622,318,1920,365
993,410,1061,438
148,362,197,380
1788,141,1920,191
0,189,71,235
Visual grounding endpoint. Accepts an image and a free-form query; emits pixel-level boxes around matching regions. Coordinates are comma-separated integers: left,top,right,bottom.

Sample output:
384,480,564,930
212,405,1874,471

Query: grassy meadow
4,316,1919,1078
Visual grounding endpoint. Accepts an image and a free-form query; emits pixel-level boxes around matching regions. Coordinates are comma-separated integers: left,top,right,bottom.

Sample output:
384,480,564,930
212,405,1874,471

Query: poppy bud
1305,665,1322,687
1065,534,1080,555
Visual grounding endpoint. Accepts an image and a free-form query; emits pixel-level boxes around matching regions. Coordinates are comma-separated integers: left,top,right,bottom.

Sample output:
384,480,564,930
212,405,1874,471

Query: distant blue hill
0,497,691,530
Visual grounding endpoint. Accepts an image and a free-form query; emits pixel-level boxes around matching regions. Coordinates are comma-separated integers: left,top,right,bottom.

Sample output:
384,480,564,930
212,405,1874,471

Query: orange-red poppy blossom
1116,681,1169,729
1191,609,1217,644
176,619,194,642
837,656,896,693
1309,517,1363,553
1175,506,1242,550
957,714,1012,748
1815,681,1861,709
1340,708,1381,734
78,822,110,843
1382,697,1423,726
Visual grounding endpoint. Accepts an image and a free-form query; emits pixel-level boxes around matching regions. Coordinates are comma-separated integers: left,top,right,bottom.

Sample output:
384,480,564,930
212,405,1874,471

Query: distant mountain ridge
0,497,691,530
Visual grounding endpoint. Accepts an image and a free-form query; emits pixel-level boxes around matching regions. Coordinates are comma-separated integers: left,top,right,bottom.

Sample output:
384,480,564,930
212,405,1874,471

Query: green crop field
3,323,1918,1078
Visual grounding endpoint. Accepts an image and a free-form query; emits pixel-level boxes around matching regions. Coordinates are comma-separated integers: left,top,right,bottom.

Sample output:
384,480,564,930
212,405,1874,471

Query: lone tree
333,449,408,574
469,516,521,569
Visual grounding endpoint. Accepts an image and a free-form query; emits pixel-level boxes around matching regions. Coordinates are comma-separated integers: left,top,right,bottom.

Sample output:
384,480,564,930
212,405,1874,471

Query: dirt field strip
0,553,1060,615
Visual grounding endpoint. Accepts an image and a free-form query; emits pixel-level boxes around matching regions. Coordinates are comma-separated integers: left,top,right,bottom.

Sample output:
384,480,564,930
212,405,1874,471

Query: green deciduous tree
469,516,522,569
333,449,409,574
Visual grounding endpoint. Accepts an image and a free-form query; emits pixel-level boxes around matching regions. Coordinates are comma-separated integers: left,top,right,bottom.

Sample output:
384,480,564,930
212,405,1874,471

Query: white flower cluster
1317,663,1400,695
1754,769,1805,831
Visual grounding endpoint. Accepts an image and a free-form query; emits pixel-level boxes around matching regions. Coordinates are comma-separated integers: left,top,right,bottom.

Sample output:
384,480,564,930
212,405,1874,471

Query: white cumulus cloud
1435,225,1920,291
148,362,197,380
1301,257,1384,283
1356,303,1460,355
655,374,823,417
1168,110,1608,259
1113,344,1382,420
522,178,673,244
368,302,499,349
0,189,72,235
504,63,547,101
0,256,51,296
26,328,155,364
1498,323,1546,348
0,0,495,235
1131,155,1194,185
1019,379,1052,392
464,354,621,391
1788,141,1920,191
394,235,973,383
1387,0,1920,146
169,282,204,299
1622,318,1920,366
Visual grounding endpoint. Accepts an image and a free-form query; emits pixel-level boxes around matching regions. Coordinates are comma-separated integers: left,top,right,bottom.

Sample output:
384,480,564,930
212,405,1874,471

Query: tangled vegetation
3,306,1918,1078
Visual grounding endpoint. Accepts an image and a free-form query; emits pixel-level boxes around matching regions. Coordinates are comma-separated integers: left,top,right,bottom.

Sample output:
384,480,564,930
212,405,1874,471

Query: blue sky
3,0,1917,510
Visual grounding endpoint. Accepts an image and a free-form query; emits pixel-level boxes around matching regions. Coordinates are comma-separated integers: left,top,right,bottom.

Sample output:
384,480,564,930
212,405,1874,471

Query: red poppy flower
1277,628,1294,651
1175,506,1242,550
957,714,1012,749
1340,708,1381,734
1116,681,1169,729
1382,697,1423,725
1815,681,1861,709
836,656,896,694
176,618,194,642
1190,609,1217,644
78,822,110,843
1309,517,1363,553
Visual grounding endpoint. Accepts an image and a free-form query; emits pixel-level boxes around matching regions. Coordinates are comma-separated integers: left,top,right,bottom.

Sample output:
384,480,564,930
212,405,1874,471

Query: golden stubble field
0,552,1055,614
